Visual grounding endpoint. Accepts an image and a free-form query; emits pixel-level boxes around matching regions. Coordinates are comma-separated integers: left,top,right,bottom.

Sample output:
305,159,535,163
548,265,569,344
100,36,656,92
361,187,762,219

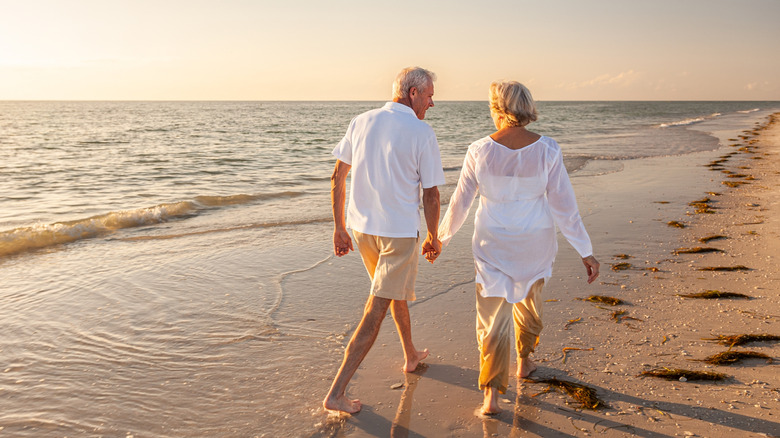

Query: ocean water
0,100,777,437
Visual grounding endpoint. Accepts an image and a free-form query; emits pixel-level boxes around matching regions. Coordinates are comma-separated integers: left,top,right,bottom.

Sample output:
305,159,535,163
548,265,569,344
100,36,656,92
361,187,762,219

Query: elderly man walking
323,67,445,414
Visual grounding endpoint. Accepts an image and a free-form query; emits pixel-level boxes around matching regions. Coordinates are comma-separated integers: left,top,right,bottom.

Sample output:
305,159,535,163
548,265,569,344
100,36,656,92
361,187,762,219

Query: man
323,67,444,414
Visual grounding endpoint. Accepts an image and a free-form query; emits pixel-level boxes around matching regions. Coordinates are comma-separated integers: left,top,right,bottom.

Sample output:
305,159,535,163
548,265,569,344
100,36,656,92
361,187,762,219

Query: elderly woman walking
438,80,600,415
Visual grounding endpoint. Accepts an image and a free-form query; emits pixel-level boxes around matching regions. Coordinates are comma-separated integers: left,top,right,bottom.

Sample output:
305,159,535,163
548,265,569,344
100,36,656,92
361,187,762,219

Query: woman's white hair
489,80,538,127
392,67,436,100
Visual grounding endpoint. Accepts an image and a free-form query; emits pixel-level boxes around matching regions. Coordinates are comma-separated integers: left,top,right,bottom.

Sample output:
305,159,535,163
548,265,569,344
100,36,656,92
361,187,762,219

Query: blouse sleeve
438,147,478,246
546,148,593,257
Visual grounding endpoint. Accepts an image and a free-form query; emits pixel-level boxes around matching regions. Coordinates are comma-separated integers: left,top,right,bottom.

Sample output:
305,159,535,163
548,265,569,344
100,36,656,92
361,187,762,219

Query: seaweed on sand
678,290,751,299
688,197,713,206
640,368,728,381
611,262,632,271
699,235,727,243
613,254,632,259
611,310,642,323
696,265,750,272
564,317,581,330
688,197,717,214
722,180,747,188
673,247,724,254
530,378,606,410
701,350,773,365
580,295,623,306
667,221,686,228
704,334,780,347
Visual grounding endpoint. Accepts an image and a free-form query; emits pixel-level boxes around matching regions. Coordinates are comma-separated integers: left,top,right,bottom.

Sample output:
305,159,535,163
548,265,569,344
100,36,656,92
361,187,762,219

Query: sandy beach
312,112,779,437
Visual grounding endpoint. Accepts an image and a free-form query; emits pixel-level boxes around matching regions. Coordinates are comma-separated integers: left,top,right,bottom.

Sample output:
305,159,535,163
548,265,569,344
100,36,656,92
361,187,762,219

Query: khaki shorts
352,230,419,301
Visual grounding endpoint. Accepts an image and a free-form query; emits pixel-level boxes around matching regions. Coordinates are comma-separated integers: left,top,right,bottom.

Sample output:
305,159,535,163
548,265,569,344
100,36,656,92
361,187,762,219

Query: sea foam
0,191,304,258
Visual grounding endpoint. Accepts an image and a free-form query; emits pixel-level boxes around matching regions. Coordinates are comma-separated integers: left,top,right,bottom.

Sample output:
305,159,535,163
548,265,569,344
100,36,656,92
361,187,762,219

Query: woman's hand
422,235,442,263
582,255,600,284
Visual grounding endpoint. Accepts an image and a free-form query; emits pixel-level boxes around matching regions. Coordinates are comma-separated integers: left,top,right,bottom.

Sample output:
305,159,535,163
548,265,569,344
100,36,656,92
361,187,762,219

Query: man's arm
421,186,441,263
331,160,353,257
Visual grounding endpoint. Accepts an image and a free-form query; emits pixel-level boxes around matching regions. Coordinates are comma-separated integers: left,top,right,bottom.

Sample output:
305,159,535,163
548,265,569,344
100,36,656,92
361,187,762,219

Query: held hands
421,234,442,264
333,228,353,257
582,255,600,284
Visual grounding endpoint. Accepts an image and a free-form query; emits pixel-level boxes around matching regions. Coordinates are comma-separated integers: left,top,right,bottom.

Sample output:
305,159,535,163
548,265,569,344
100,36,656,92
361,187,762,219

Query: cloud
557,70,639,90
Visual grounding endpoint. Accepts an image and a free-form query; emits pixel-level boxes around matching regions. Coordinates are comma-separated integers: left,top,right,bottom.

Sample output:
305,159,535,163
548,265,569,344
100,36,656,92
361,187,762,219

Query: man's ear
409,87,417,98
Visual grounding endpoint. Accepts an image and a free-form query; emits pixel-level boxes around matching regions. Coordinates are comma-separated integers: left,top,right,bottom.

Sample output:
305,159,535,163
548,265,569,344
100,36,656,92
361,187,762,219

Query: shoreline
313,112,779,437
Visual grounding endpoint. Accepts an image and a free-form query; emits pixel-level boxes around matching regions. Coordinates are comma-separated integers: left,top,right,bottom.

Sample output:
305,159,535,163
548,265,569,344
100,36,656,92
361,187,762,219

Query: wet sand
313,113,779,437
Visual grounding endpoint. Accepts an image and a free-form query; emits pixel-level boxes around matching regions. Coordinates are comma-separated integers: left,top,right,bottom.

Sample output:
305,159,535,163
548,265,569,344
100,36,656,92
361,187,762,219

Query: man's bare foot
403,348,429,373
517,357,537,378
481,386,501,415
323,394,362,414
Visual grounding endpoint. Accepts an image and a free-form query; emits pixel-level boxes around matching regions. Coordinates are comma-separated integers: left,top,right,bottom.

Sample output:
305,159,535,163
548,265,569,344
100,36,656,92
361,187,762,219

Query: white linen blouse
438,135,593,303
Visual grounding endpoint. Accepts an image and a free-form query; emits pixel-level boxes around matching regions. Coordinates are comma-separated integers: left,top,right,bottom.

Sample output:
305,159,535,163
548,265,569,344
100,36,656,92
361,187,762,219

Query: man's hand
582,255,600,284
421,235,441,263
334,228,354,257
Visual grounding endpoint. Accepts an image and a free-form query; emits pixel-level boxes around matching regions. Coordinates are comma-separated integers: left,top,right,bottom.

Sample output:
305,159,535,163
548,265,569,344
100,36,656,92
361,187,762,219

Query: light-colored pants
475,279,544,394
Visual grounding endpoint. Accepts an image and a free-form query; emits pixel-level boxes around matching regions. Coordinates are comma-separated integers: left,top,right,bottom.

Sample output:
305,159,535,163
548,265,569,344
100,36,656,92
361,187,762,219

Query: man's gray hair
392,67,436,100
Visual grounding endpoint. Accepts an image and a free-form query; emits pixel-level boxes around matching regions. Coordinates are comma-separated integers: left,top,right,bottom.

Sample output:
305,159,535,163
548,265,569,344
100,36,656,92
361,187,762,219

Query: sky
1,0,779,101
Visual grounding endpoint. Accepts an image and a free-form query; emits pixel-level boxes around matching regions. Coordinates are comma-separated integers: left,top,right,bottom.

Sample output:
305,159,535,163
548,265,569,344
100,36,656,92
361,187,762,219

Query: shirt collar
383,101,416,117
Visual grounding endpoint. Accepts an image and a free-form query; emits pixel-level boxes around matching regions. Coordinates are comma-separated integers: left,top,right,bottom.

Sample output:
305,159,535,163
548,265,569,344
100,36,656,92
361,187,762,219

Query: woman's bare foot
481,386,501,415
403,348,429,373
323,394,362,414
517,357,537,378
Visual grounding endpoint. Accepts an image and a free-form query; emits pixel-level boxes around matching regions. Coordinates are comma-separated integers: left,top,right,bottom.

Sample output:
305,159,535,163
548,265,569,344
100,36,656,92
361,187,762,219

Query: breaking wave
658,112,722,128
0,191,304,258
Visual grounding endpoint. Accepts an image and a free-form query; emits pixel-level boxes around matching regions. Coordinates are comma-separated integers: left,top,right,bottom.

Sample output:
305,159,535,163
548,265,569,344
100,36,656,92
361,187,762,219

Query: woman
438,80,600,415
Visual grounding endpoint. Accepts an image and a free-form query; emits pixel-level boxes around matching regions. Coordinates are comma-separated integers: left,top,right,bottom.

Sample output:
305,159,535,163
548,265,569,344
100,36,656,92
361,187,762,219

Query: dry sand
314,113,779,437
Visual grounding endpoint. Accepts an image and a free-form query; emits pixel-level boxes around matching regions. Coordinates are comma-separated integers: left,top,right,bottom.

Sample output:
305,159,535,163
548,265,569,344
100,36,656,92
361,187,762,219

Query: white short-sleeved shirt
438,135,593,303
332,102,445,238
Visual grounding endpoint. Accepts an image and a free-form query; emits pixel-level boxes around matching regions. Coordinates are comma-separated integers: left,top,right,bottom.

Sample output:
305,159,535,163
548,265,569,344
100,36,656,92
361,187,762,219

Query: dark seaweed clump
531,378,605,410
673,247,724,254
611,262,631,271
701,351,773,365
705,334,780,347
678,290,750,299
611,310,641,323
696,266,750,272
699,235,727,243
640,368,728,381
581,295,623,306
688,198,717,214
667,221,686,228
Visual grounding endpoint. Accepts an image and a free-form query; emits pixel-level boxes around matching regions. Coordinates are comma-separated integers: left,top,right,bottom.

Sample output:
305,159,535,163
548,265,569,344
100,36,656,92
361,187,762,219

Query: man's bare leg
482,386,501,415
517,357,537,378
389,299,429,373
323,295,392,413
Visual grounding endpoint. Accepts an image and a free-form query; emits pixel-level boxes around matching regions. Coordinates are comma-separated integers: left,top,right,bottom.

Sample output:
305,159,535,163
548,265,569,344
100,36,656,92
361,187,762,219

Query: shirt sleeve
418,132,446,189
438,147,478,246
546,148,593,257
332,120,354,165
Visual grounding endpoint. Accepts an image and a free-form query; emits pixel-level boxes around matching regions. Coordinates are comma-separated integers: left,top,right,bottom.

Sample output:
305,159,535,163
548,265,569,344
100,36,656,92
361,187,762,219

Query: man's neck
393,97,412,109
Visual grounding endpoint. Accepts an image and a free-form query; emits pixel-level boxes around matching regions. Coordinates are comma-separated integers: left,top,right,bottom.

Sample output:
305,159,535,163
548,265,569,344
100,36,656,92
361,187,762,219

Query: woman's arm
438,148,478,247
546,148,593,258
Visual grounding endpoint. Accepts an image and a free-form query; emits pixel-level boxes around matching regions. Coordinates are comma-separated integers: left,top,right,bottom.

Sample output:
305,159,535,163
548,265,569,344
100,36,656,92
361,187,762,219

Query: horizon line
3,99,780,103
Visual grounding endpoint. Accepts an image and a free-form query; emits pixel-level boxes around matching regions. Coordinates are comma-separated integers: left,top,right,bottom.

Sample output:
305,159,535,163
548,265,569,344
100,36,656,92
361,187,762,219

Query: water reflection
390,364,428,438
